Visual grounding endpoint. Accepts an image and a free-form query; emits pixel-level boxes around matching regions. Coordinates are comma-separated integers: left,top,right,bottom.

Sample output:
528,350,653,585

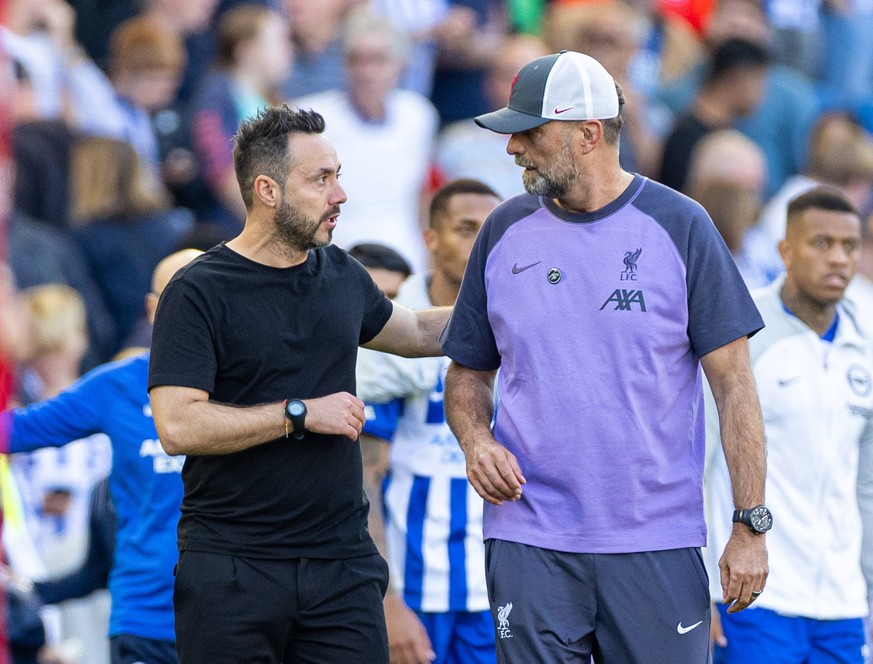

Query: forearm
361,433,390,559
154,394,284,456
363,305,452,358
702,340,766,509
718,375,766,508
444,362,495,455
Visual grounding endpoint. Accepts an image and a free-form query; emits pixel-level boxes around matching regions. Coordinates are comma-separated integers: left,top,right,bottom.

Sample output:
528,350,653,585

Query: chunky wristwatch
732,505,773,534
284,399,307,440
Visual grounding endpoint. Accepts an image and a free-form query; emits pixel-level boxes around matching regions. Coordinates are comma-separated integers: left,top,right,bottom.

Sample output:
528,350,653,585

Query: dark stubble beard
520,130,579,199
273,199,338,253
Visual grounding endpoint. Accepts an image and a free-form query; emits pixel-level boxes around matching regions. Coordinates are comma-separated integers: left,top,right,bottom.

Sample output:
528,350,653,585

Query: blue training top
442,175,764,554
2,353,181,641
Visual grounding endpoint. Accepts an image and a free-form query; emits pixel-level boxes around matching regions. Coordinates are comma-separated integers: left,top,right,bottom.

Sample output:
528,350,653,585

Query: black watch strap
284,399,307,440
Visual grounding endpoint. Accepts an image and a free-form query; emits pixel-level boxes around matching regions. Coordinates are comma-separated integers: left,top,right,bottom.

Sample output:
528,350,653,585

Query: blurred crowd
3,0,873,660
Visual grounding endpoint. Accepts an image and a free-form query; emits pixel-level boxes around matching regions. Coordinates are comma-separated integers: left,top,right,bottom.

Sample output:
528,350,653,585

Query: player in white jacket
706,186,873,664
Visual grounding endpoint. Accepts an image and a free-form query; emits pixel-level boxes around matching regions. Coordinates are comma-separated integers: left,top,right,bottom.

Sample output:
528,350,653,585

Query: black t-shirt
148,244,393,559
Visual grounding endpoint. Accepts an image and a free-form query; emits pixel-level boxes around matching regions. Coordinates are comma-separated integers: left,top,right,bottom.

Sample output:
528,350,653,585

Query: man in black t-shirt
147,106,451,664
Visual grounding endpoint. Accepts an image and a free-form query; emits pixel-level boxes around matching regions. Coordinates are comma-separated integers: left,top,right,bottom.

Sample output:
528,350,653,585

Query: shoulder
479,195,544,250
630,178,709,230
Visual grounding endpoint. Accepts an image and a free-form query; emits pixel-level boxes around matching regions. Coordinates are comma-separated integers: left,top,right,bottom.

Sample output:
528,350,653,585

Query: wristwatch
284,399,307,440
732,505,773,534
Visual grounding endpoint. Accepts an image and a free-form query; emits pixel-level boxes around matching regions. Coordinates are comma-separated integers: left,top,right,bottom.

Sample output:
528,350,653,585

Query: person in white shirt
358,179,502,664
706,186,873,664
293,9,439,273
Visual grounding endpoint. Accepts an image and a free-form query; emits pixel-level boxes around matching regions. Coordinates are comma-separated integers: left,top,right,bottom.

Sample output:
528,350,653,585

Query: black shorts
486,540,712,664
110,634,178,664
173,550,389,664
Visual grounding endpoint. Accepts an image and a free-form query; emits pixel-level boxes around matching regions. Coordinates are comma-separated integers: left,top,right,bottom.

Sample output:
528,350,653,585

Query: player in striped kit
358,179,502,664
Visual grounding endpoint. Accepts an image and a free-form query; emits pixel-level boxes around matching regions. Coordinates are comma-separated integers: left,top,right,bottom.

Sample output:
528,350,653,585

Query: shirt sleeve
148,276,219,394
9,367,109,453
440,218,500,371
362,399,402,442
685,208,764,357
352,259,394,346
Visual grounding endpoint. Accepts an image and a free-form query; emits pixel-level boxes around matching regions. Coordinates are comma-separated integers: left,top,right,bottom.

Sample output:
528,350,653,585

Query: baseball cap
475,50,619,134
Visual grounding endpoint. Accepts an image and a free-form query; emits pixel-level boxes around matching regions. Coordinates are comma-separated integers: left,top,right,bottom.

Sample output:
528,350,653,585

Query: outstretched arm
363,303,452,358
701,336,768,614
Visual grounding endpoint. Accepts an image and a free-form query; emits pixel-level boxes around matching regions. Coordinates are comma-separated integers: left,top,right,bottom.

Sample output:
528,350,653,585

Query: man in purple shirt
441,50,771,663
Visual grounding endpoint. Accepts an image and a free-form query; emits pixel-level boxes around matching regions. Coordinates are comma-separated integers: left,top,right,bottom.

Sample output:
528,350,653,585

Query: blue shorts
415,610,495,664
717,604,865,664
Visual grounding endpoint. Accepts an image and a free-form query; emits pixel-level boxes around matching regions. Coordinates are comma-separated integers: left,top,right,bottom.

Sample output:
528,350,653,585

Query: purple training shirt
441,175,763,554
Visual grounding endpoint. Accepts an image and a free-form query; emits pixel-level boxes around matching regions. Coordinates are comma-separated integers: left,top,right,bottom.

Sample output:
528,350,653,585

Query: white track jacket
706,276,873,619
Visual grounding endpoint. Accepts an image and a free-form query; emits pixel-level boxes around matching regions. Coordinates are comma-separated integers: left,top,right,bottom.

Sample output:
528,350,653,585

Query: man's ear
254,175,281,208
580,120,603,153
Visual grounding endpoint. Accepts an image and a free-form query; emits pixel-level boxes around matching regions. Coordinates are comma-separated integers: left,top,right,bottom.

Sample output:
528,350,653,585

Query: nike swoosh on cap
512,261,541,274
554,106,575,114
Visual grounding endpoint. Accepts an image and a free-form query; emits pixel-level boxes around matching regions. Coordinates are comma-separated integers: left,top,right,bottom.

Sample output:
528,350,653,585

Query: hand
710,602,727,650
304,392,366,441
464,432,526,505
384,592,435,664
719,526,768,613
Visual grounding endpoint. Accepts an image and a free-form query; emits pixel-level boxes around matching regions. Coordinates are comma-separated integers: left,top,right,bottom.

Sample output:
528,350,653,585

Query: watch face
288,401,305,417
749,506,772,533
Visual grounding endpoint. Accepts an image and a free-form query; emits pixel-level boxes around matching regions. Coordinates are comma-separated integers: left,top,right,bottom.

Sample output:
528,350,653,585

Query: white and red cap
475,50,620,134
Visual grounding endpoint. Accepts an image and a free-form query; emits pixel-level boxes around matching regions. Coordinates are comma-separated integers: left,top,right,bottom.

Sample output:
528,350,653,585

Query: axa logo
600,289,647,312
497,602,513,639
621,248,642,281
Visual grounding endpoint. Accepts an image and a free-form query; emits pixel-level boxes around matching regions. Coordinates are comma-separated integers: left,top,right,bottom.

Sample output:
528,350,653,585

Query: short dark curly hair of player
232,105,326,209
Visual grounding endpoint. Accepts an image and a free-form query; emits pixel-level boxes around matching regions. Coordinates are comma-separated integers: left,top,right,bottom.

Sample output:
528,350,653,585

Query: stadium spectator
3,249,200,664
657,0,821,198
281,0,351,98
441,50,768,663
758,111,873,248
706,187,873,664
685,129,782,288
190,4,292,232
148,106,451,662
436,34,549,200
295,9,438,272
140,0,219,103
348,243,412,300
105,16,187,175
67,136,194,353
358,179,501,664
429,0,506,125
543,1,669,177
658,38,769,192
1,0,120,136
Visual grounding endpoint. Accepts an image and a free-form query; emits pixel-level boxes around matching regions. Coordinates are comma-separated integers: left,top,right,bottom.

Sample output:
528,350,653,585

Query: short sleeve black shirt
148,244,393,559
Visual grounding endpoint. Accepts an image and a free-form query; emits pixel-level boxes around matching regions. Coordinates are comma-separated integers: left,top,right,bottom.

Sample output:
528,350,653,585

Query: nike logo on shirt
512,261,541,274
677,621,703,635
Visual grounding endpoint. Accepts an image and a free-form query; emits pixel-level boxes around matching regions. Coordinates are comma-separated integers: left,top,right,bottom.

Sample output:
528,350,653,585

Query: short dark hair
786,186,858,228
347,243,412,278
429,178,501,229
233,105,325,209
706,38,770,83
